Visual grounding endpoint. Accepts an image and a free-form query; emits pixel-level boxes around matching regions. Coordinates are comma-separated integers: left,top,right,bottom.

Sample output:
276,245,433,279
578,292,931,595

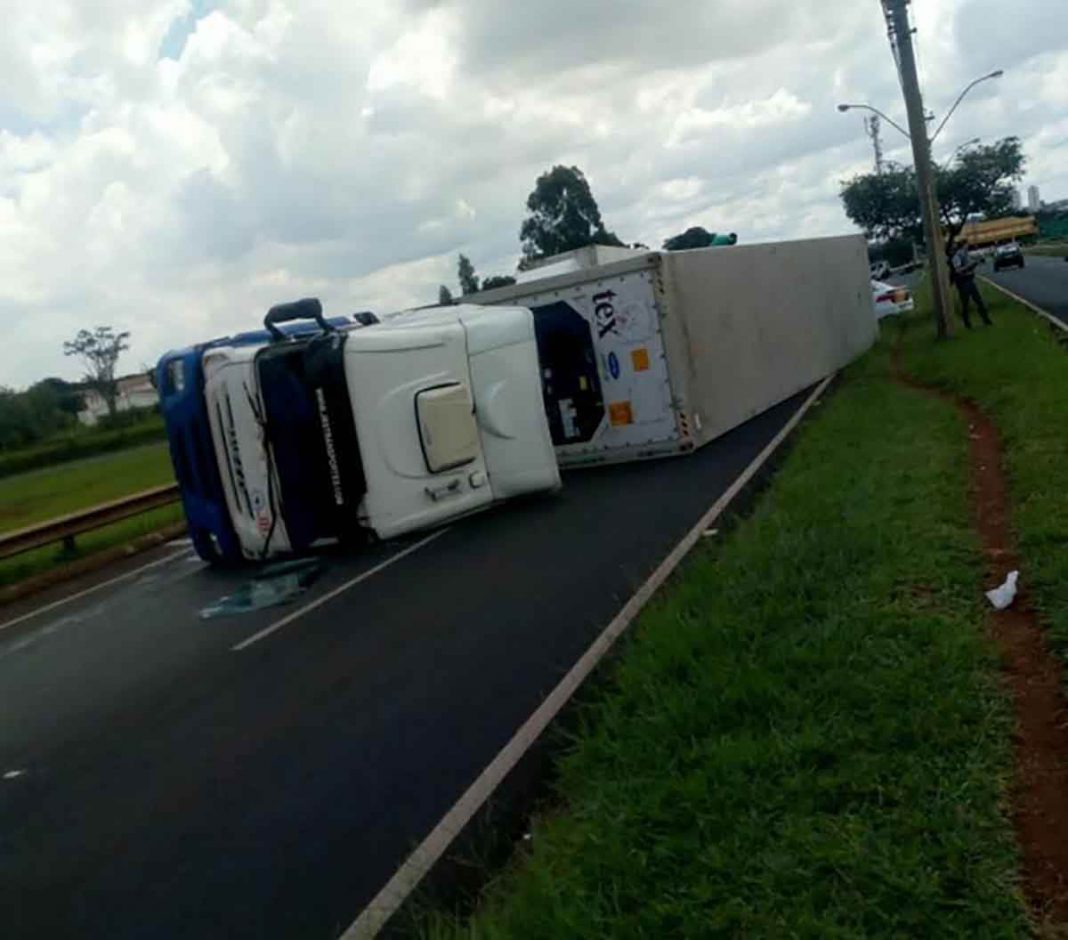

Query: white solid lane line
0,547,195,635
343,375,834,939
231,529,450,652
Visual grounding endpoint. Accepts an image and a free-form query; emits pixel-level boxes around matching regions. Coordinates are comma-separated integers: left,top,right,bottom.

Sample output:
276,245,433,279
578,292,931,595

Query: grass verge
0,441,175,534
0,415,166,479
420,332,1026,936
1025,243,1068,258
0,441,179,590
899,286,1068,670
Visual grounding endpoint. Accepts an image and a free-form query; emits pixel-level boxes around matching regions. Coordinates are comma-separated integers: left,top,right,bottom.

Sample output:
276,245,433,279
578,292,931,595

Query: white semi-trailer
448,235,875,466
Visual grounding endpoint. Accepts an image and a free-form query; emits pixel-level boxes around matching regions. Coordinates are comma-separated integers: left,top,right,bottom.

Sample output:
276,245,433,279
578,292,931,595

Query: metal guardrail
0,483,181,561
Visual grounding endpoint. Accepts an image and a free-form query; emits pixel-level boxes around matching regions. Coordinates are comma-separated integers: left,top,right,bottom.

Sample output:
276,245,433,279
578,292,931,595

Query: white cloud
0,0,1066,387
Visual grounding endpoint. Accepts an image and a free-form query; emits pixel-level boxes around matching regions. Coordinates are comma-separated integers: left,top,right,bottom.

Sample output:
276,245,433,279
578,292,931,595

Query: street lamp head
988,69,1004,79
837,104,851,112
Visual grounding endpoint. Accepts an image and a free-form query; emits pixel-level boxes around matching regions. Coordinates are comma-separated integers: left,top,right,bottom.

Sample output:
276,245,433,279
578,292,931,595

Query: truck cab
161,301,559,562
157,315,360,562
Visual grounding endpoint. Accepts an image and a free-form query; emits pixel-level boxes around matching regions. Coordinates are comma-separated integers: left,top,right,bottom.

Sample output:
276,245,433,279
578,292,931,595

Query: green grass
0,441,175,535
1025,243,1068,258
422,333,1026,936
0,414,166,479
900,284,1068,667
0,442,180,589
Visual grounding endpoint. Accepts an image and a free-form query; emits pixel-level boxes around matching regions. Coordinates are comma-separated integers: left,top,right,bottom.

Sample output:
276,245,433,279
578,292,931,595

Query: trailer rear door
520,267,681,463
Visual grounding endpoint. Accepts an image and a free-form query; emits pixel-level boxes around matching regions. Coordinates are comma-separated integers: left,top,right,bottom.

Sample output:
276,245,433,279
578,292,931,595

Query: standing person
949,238,992,328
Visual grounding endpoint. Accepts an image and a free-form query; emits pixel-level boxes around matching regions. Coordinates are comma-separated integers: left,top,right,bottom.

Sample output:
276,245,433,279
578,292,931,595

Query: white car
869,261,892,280
871,280,914,319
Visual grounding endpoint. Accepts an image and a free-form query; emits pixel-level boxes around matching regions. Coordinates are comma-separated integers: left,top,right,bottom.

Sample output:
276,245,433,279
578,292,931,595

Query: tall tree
63,326,130,417
438,284,455,305
937,137,1025,243
840,137,1025,248
839,164,922,243
520,165,623,262
457,254,480,295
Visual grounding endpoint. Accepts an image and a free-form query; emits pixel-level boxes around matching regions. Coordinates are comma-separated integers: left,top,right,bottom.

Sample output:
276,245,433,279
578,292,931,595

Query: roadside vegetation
0,441,179,590
421,325,1028,936
1024,242,1068,258
901,284,1068,668
0,410,165,479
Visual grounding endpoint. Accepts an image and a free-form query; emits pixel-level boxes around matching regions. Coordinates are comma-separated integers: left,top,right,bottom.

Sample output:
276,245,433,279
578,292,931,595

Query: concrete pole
883,0,954,338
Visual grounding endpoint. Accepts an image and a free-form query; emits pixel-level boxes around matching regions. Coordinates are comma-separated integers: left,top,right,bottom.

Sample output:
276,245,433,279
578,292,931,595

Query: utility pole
883,0,953,338
864,114,884,174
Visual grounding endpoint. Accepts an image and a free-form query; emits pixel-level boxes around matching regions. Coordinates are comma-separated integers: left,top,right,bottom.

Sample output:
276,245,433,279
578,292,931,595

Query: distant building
1028,185,1041,212
77,372,158,426
1010,189,1022,211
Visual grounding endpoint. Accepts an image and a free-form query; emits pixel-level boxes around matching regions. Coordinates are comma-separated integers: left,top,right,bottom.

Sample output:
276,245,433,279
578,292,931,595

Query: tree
36,377,83,417
63,326,130,418
457,254,480,295
0,380,78,451
839,163,921,244
438,285,455,305
840,137,1025,249
481,275,517,290
520,165,623,263
937,137,1025,244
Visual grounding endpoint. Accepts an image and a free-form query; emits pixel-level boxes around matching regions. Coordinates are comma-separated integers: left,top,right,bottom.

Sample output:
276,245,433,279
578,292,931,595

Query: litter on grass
200,558,324,619
986,570,1019,611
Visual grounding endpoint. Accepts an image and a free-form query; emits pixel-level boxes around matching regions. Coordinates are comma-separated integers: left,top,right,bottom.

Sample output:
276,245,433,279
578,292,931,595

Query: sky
1,0,1066,388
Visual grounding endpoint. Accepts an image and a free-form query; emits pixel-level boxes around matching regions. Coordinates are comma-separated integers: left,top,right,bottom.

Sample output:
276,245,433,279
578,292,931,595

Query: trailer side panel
658,234,874,447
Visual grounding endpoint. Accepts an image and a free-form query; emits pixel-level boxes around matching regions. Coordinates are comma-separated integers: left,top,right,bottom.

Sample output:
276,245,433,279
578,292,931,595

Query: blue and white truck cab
157,299,560,563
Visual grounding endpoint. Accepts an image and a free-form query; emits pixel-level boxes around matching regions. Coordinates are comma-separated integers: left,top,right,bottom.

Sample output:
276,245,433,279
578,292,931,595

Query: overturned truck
158,235,874,564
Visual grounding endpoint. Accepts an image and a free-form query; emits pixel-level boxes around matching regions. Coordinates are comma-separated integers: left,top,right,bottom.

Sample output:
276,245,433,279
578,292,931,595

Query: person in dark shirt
949,239,992,328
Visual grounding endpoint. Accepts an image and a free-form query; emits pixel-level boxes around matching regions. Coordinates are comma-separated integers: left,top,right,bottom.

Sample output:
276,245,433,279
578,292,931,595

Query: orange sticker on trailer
608,401,634,426
630,347,650,372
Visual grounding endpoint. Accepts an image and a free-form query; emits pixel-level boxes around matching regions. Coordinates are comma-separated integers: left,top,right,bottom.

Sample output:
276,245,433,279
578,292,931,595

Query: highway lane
986,253,1068,321
1,390,811,939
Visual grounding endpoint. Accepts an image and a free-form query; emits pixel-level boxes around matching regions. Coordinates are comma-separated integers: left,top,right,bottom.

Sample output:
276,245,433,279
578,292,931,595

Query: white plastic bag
985,571,1019,611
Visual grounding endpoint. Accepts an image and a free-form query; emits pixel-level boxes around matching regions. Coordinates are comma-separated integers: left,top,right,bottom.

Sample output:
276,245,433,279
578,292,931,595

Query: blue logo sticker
607,352,621,380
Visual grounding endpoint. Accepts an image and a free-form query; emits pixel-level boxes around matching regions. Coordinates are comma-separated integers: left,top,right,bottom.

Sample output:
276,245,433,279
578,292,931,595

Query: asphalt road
986,253,1068,321
0,390,810,939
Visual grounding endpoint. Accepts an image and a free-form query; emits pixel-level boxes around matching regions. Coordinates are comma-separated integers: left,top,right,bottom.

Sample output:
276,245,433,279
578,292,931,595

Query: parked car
993,242,1025,271
871,280,914,319
869,261,891,280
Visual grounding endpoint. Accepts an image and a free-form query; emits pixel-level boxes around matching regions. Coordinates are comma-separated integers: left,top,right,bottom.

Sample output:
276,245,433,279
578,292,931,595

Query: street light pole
883,0,954,339
931,71,1003,142
939,137,980,172
836,103,911,140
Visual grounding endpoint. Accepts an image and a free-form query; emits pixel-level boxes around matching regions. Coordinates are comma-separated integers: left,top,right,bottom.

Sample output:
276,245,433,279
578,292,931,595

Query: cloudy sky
1,0,1066,387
